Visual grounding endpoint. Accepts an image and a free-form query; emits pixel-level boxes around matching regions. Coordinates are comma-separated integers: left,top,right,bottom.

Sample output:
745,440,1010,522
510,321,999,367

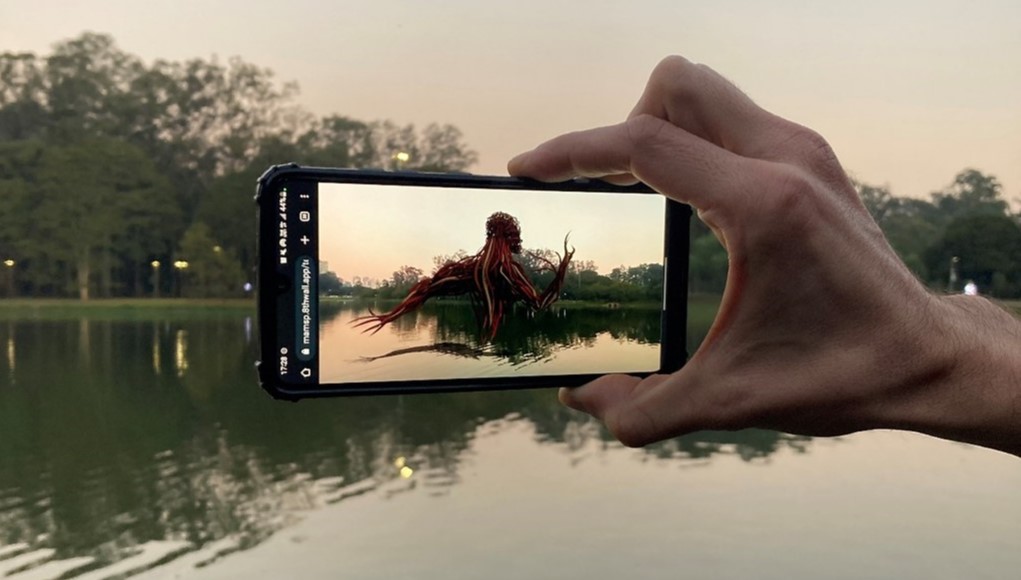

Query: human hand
509,56,1021,455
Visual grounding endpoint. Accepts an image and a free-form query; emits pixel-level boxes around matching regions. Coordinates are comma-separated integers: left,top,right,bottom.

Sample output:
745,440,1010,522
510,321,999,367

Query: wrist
882,294,1021,456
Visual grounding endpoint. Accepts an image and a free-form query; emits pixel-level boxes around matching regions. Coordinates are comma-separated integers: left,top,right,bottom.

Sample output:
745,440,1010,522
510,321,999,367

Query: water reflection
320,300,664,381
0,310,810,578
5,333,13,381
174,329,188,377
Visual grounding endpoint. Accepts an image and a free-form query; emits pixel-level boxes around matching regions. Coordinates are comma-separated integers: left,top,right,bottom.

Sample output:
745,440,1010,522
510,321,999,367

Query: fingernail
557,386,586,412
507,151,531,175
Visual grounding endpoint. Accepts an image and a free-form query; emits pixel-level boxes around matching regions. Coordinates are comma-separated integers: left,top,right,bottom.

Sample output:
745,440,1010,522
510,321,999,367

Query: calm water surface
319,301,663,382
0,309,1019,579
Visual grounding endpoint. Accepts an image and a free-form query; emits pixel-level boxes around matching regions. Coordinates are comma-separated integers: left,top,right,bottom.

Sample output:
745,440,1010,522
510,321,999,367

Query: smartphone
256,164,690,400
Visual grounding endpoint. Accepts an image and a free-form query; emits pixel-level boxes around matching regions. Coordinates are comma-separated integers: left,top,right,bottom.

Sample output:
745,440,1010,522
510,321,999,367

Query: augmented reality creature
353,212,573,340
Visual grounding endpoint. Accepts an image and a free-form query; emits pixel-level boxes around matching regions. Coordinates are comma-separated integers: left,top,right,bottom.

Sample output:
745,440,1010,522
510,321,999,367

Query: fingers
509,115,753,211
628,56,842,175
627,56,776,155
559,373,694,447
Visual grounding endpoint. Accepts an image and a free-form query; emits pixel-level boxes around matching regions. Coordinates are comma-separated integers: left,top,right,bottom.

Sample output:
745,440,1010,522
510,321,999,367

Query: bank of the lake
0,298,255,320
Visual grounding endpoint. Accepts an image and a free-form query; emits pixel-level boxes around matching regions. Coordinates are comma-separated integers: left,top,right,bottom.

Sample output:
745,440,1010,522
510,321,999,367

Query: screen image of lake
318,299,662,383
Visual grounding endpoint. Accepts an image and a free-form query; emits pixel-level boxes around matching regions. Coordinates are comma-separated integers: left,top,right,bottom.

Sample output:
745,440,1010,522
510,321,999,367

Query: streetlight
2,259,14,298
151,260,161,298
173,260,189,297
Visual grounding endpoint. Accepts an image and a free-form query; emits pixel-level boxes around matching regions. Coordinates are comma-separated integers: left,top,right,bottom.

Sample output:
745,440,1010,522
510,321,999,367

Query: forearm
881,295,1021,457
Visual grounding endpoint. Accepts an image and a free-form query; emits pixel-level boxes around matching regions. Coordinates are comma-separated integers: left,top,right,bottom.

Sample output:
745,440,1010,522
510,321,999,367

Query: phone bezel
256,164,690,400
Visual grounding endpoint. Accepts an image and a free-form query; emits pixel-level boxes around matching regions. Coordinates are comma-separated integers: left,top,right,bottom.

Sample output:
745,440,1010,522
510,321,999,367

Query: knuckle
624,114,668,146
652,55,695,80
783,126,846,180
760,165,818,219
790,127,835,162
649,55,704,102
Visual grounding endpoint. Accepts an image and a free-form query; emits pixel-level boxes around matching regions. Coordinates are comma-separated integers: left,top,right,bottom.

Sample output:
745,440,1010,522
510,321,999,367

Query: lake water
318,300,664,383
1,308,1020,579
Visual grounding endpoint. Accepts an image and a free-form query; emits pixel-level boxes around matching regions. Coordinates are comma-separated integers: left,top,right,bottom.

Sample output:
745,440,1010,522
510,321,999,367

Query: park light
173,260,189,270
393,151,410,163
3,259,13,268
212,245,222,254
151,260,160,269
948,255,960,291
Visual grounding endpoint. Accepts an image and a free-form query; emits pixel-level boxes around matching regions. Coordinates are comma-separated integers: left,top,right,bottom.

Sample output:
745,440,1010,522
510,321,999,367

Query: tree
0,32,479,298
0,33,307,217
320,271,344,296
689,233,728,294
176,222,245,298
198,120,478,276
432,250,469,274
854,179,895,224
14,138,180,299
364,120,477,171
390,265,424,290
926,214,1021,297
931,168,1007,220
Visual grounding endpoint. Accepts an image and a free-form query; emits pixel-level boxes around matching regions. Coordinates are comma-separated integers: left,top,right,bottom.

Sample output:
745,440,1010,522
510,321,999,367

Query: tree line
2,34,1017,301
321,254,666,304
0,33,476,299
690,168,1021,298
328,166,1021,305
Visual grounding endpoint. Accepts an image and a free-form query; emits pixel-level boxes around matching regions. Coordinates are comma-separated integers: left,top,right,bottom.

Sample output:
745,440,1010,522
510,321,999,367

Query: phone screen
260,169,687,397
307,181,667,384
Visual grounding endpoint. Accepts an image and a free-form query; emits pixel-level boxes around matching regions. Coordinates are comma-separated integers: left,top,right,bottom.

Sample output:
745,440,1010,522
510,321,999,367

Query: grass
0,297,255,320
1002,300,1021,314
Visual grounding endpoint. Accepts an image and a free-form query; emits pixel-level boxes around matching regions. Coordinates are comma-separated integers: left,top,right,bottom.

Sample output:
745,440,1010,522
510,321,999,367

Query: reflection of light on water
6,337,14,375
152,328,161,375
244,316,253,343
175,329,188,377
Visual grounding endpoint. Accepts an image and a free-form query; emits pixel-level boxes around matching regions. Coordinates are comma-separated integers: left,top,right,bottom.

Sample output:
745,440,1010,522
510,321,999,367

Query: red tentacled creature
353,212,574,340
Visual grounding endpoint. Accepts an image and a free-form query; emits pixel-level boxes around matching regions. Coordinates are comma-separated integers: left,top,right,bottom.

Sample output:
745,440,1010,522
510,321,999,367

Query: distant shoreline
0,295,1015,316
0,298,255,320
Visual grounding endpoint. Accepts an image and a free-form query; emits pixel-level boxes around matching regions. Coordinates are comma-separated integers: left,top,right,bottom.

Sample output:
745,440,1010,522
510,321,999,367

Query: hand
509,56,1021,455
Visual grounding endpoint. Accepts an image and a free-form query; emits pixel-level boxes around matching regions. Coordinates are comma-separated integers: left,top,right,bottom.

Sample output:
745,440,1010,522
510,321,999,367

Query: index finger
508,114,755,212
628,56,841,175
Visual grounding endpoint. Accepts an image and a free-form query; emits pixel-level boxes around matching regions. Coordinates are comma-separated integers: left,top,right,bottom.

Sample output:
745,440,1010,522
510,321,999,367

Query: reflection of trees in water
0,312,811,575
322,299,662,366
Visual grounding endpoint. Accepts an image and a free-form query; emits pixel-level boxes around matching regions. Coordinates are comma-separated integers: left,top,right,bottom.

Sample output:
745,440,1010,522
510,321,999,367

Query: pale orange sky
2,0,1019,203
317,183,665,283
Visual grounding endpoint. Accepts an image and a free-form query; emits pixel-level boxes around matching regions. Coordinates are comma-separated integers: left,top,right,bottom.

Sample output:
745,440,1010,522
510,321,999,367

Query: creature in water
353,212,574,340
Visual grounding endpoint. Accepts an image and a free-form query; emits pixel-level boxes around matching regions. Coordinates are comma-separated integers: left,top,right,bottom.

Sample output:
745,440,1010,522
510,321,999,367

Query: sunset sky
317,183,665,282
3,0,1019,205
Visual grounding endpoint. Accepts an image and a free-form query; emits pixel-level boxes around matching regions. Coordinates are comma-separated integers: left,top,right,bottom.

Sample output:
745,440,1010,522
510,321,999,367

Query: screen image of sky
317,182,665,284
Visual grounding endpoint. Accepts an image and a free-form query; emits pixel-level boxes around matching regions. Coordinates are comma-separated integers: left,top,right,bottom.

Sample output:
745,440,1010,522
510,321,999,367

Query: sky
317,183,665,282
2,0,1019,204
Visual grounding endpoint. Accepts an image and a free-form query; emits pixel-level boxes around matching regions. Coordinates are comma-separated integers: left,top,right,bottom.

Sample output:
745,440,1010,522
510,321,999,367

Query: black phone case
255,163,690,400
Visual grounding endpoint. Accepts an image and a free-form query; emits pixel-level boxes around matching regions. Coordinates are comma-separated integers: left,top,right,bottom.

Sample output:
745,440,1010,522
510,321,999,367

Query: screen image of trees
320,254,665,305
1,33,1019,300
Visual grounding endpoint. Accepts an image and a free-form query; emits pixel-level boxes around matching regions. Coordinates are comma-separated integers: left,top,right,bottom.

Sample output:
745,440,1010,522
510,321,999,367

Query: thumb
559,373,684,447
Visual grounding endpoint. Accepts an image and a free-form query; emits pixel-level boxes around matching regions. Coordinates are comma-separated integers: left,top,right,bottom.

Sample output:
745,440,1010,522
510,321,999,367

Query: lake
318,300,665,383
1,303,1020,579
